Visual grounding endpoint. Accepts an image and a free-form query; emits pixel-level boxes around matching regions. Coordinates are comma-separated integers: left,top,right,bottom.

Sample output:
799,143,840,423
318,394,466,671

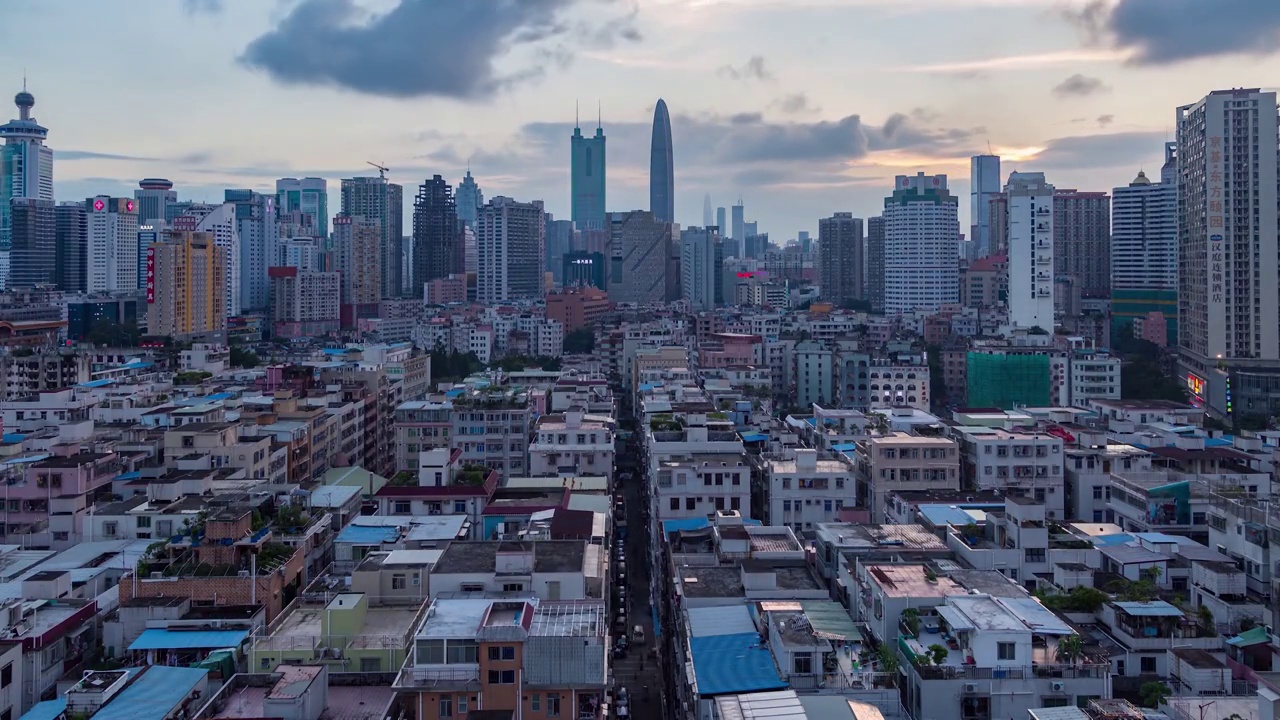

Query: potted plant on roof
927,644,949,667
1054,634,1083,666
901,608,921,637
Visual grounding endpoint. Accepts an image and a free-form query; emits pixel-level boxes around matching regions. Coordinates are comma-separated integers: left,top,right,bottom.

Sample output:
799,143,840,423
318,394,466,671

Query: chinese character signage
1207,135,1226,356
146,247,156,304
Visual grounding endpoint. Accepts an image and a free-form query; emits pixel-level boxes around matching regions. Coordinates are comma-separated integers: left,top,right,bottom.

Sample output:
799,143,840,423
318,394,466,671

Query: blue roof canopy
128,628,249,651
689,632,786,696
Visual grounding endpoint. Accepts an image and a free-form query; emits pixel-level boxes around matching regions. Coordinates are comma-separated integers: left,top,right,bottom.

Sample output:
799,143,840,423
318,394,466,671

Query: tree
230,346,260,368
927,644,949,666
901,608,921,636
563,328,596,355
875,643,899,684
1054,634,1084,664
1139,681,1170,709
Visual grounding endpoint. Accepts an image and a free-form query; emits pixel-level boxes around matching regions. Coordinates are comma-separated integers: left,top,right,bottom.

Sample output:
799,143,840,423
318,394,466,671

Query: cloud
239,0,640,99
900,48,1127,73
181,0,223,14
1028,130,1166,171
1066,0,1280,65
1096,114,1114,127
771,93,820,114
1052,73,1109,97
56,150,159,162
717,55,773,81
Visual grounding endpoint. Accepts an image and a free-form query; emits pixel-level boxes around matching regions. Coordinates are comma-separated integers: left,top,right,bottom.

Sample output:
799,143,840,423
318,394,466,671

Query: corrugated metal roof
19,698,66,720
689,605,756,637
128,628,248,651
523,636,606,686
799,601,859,641
1112,601,1182,617
997,598,1074,635
92,666,207,720
690,632,786,697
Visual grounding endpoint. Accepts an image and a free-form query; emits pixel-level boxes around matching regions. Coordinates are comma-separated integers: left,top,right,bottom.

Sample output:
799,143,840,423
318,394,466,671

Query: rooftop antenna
575,99,580,129
597,100,602,130
987,141,993,155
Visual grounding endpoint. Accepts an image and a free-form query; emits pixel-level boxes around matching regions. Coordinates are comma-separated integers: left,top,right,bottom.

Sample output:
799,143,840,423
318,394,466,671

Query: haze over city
9,0,1279,234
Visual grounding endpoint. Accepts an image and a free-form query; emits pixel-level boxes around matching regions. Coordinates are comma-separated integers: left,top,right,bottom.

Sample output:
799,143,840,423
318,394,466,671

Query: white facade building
476,196,545,303
186,203,242,316
86,196,139,293
1112,146,1178,292
528,411,615,480
680,226,718,311
883,173,959,314
1005,171,1056,330
949,426,1065,518
767,449,855,531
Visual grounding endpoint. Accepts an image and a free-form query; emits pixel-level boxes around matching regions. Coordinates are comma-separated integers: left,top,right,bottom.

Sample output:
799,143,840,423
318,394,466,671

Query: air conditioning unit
962,683,979,694
1051,681,1066,692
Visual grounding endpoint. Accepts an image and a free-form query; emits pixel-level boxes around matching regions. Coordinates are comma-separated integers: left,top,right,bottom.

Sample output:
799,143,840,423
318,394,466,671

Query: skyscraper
545,214,574,284
680,226,718,311
55,201,86,293
571,116,607,230
731,201,745,243
818,212,863,306
8,198,54,288
1111,144,1178,341
608,210,676,303
1054,189,1111,299
1005,172,1056,330
476,197,546,303
411,175,464,297
135,179,176,225
341,176,404,298
275,177,328,238
970,155,1001,258
457,170,483,229
883,173,959,314
225,189,278,312
0,85,54,278
1177,89,1280,416
147,229,227,339
334,214,381,307
86,196,139,293
183,203,241,317
866,217,885,313
649,99,674,223
716,207,726,237
702,194,713,227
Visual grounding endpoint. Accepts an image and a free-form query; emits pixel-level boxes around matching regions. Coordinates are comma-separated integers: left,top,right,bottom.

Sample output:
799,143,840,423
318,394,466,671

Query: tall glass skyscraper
276,177,328,238
649,99,674,224
571,118,606,230
0,85,54,289
969,154,1001,258
457,170,483,229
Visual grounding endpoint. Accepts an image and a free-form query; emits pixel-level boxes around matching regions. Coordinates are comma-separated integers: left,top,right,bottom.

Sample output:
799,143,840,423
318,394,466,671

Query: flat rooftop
416,598,505,640
431,540,585,575
818,523,947,551
865,565,964,598
213,681,393,720
527,601,606,637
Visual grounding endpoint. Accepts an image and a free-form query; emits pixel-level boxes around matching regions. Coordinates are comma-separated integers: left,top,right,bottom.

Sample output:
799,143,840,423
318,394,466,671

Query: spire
575,99,580,130
597,100,602,131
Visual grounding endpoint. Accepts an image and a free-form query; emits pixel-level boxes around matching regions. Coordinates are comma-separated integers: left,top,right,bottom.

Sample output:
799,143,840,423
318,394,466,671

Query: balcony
395,664,481,689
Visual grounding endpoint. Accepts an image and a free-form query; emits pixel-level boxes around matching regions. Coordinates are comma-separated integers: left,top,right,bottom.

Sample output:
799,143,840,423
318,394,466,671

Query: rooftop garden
456,464,491,486
650,414,684,432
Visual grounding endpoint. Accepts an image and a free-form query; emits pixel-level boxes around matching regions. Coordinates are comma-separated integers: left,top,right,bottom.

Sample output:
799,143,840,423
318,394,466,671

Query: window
793,654,813,674
392,574,407,590
503,583,524,592
489,646,515,661
783,500,792,512
446,641,478,664
461,583,485,592
360,657,381,672
439,697,453,718
1140,656,1156,673
394,501,411,514
547,693,562,717
486,669,515,684
997,642,1015,660
1092,487,1103,500
417,640,445,664
731,497,741,511
136,516,152,528
454,501,467,513
1025,548,1046,563
782,479,790,490
670,498,679,511
531,694,541,711
2,662,13,688
457,695,467,714
686,497,696,510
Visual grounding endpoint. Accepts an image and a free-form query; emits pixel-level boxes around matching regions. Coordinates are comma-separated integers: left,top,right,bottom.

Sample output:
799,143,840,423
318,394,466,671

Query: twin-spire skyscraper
569,99,675,230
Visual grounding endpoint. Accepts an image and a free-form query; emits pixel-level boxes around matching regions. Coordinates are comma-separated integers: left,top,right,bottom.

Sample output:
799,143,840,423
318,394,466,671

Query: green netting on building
967,353,1050,409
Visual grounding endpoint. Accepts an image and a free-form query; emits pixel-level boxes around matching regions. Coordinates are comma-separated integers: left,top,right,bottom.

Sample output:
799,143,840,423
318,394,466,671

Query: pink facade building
6,451,121,546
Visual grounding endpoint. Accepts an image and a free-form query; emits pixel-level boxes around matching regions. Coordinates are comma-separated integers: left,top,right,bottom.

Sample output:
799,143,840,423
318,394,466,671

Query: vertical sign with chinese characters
146,247,156,304
1207,134,1226,357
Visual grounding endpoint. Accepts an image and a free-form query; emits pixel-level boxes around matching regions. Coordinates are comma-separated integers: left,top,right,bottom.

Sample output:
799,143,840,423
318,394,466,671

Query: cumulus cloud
239,0,640,99
56,150,159,162
717,55,773,81
1096,114,1114,127
1030,131,1166,171
1052,73,1109,97
771,93,820,114
1066,0,1280,65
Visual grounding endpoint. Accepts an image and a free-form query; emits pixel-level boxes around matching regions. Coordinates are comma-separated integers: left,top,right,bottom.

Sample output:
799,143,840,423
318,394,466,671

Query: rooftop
212,673,394,720
93,665,209,720
415,598,511,640
865,565,964,598
817,523,947,551
431,540,585,575
689,633,787,697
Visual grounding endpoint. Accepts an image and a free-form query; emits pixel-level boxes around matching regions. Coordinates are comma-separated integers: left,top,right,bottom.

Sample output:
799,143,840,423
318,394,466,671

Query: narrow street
611,443,664,719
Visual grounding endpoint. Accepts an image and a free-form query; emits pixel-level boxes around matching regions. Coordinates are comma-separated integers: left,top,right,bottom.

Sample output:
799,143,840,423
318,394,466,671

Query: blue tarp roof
689,632,786,696
20,698,66,720
115,471,142,481
831,442,857,452
919,505,985,527
129,628,249,651
92,666,208,720
203,392,234,401
120,360,154,369
336,523,401,545
739,432,767,443
445,388,465,398
1113,601,1182,617
662,517,762,536
2,433,24,444
77,378,114,388
1092,533,1134,547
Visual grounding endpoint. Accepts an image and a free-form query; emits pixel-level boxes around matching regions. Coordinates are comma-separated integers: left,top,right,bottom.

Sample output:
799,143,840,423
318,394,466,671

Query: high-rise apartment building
86,196,139,293
1054,189,1111,298
1112,143,1179,342
55,201,86,293
608,210,676,303
866,216,885,314
224,189,278,312
137,221,166,292
818,212,863,306
411,175,464,297
545,214,575,284
883,173,959,314
147,229,227,339
334,214,382,307
649,99,674,223
179,204,241,317
731,201,745,243
571,118,607,230
1178,89,1280,416
275,177,328,238
8,198,54,288
341,176,403,298
476,197,546,303
703,194,713,227
269,266,340,338
681,226,719,311
970,155,1001,258
1005,172,1056,330
0,86,53,277
456,170,482,230
134,179,176,225
716,207,726,237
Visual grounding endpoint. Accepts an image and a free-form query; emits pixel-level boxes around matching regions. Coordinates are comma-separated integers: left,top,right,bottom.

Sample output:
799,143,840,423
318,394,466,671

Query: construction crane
367,161,389,179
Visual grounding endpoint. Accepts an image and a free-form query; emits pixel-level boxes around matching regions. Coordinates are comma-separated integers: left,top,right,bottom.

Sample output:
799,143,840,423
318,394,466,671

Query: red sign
146,247,156,304
125,200,135,213
92,199,105,212
736,272,755,278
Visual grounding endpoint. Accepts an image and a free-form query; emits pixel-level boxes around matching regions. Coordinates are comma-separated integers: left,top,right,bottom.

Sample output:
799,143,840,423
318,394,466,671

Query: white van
632,625,645,644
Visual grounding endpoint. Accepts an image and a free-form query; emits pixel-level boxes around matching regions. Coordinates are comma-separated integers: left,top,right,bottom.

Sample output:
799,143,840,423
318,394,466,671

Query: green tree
1054,634,1084,664
230,346,260,368
927,644,949,666
563,328,596,354
875,643,899,685
1139,681,1170,709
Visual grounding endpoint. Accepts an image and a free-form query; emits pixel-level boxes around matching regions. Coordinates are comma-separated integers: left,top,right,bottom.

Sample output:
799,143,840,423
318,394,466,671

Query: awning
937,605,975,632
129,628,249,651
800,600,860,641
1227,626,1271,647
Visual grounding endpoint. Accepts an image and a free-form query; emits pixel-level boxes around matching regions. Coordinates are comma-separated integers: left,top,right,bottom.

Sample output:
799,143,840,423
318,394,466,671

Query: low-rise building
852,433,960,523
528,411,615,481
765,449,855,531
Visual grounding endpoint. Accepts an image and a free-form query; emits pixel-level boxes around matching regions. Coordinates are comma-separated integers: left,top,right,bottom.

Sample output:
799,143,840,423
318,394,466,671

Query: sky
5,0,1280,240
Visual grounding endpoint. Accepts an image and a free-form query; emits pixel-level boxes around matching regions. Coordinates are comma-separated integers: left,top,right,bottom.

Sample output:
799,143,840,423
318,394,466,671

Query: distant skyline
6,0,1280,237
